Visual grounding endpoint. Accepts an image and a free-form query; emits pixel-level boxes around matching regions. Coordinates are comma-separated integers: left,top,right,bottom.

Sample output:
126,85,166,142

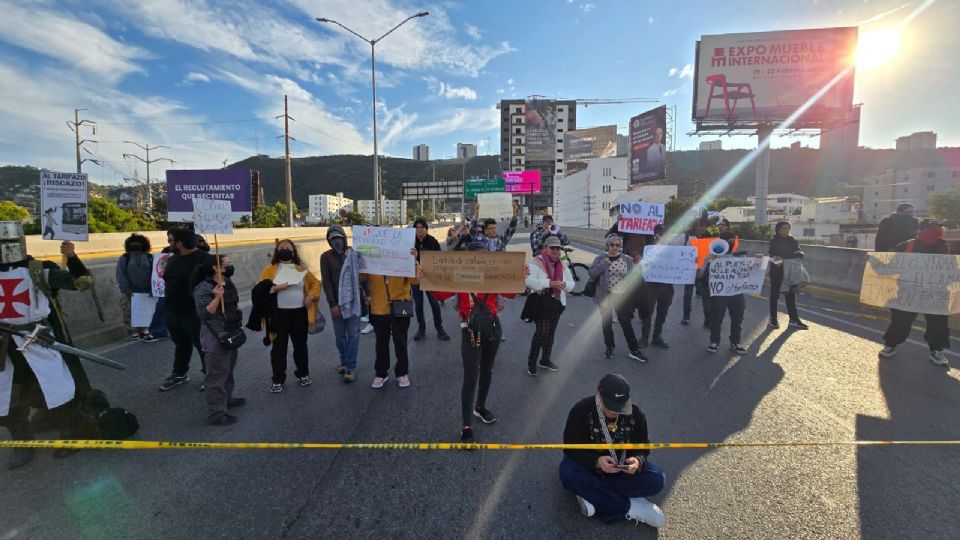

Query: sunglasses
547,246,562,251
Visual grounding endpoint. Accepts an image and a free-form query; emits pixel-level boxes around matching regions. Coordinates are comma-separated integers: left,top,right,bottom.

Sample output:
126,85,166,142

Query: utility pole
461,162,466,221
583,194,597,229
277,95,295,227
123,141,173,215
67,109,97,173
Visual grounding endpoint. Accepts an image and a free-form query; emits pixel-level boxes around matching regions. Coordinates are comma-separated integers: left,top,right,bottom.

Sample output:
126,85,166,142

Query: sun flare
855,27,902,71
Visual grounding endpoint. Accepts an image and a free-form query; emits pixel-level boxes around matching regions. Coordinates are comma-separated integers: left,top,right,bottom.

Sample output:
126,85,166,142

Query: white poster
193,198,233,234
40,171,89,241
131,293,157,328
353,226,417,278
618,201,665,235
477,192,514,221
151,252,172,297
860,252,960,315
708,256,770,296
642,245,698,285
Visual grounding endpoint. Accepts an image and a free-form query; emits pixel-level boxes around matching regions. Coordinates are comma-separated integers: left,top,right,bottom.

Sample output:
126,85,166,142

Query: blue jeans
149,297,168,338
558,455,665,523
331,313,361,371
412,284,444,333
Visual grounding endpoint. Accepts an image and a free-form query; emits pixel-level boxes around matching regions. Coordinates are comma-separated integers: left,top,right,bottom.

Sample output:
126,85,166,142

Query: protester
361,254,418,389
682,220,712,326
474,203,518,252
255,240,321,392
525,236,576,375
159,228,208,391
878,219,953,366
193,254,246,425
147,245,171,341
559,374,666,527
530,220,545,255
875,203,918,252
588,235,647,362
704,231,752,354
639,224,675,348
446,220,471,251
412,219,449,341
320,225,362,383
768,222,808,330
429,242,524,443
531,215,570,257
115,233,159,342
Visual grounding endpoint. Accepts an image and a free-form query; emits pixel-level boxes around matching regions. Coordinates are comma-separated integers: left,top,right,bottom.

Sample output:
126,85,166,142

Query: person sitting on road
559,373,666,527
525,236,576,376
878,219,953,366
588,234,647,363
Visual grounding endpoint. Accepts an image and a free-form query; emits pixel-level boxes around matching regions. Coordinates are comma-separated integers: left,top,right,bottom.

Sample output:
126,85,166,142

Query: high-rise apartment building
456,143,477,160
308,192,352,220
412,144,430,161
895,131,937,151
356,198,408,224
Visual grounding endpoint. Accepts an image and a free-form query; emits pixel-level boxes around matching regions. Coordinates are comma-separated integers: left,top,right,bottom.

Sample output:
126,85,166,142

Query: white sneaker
397,375,411,388
361,323,374,334
625,498,665,528
878,345,896,358
930,350,949,366
371,376,388,389
361,315,369,322
576,495,595,518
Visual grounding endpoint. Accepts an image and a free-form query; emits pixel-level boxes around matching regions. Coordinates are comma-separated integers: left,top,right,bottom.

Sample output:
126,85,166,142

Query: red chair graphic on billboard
703,74,758,120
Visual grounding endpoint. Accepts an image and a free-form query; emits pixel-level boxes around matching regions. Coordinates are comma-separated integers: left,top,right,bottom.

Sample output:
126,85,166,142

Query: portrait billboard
693,27,857,126
166,169,253,222
503,170,541,194
564,125,618,174
524,98,556,161
629,106,667,183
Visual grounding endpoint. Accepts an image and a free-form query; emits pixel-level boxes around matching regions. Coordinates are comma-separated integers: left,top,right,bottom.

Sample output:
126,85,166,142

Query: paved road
2,234,959,539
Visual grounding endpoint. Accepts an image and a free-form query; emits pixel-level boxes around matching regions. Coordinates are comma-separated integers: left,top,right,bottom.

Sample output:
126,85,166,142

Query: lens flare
856,27,902,71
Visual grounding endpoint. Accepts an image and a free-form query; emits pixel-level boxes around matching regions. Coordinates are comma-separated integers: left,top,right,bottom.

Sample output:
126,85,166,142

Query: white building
721,206,788,224
356,198,408,225
799,197,857,223
861,166,960,222
412,144,430,161
554,157,629,229
308,192,352,221
746,193,809,216
456,143,477,160
699,140,722,151
793,221,841,243
895,131,937,151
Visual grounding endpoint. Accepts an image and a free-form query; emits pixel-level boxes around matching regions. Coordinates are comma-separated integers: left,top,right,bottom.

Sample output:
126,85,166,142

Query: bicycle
559,246,591,296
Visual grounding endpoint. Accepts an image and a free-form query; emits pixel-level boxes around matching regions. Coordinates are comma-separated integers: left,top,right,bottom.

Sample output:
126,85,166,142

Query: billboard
524,98,556,161
629,106,668,183
166,169,253,222
503,170,541,194
40,171,88,241
693,27,857,126
564,125,618,174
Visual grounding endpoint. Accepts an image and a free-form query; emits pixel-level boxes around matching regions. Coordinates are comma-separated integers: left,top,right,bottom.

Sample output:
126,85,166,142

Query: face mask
221,265,235,278
330,237,345,253
277,248,294,261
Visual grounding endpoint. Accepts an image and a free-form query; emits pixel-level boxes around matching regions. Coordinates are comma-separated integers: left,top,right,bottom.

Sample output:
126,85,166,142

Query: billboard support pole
754,124,773,225
461,163,465,221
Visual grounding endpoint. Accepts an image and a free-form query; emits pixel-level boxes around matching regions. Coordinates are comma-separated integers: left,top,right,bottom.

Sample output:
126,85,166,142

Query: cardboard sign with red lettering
617,202,664,235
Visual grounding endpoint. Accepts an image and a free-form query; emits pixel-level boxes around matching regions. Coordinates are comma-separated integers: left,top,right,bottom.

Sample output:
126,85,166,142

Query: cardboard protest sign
354,226,417,278
690,236,740,268
860,252,960,315
617,201,664,235
707,256,769,296
131,293,157,328
419,251,527,293
641,245,697,285
192,199,233,234
151,252,172,297
477,192,514,221
40,171,88,241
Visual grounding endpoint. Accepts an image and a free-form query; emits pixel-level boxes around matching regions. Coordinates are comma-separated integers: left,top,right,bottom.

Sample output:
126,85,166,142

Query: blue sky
0,0,956,186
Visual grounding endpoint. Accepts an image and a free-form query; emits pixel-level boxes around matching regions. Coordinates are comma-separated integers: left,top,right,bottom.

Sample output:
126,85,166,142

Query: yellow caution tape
1,440,960,451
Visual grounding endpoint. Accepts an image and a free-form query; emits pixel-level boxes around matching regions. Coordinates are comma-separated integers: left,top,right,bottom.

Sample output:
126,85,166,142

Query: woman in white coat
524,236,576,376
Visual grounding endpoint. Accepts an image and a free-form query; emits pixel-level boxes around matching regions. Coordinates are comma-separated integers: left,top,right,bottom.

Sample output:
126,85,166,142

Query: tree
664,197,691,229
0,200,29,222
929,189,960,222
708,197,751,211
88,197,156,232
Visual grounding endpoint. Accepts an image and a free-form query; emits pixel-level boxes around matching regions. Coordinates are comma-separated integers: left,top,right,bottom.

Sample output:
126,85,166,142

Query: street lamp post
316,12,429,226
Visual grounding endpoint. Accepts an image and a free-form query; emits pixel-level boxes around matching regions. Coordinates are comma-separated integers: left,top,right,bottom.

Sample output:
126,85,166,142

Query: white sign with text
353,226,417,278
642,245,698,285
708,256,770,296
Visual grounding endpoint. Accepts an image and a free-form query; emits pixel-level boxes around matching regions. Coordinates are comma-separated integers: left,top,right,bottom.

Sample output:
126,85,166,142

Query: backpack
467,294,498,343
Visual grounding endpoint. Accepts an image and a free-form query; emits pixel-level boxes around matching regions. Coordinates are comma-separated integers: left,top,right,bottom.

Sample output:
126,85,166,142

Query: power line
93,117,271,127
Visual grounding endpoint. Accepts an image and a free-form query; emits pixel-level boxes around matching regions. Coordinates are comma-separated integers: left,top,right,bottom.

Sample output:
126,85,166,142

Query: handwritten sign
641,245,697,285
860,252,960,315
130,293,157,328
708,256,769,296
617,201,664,235
477,192,514,221
354,226,417,277
151,252,172,297
192,198,233,234
419,251,526,293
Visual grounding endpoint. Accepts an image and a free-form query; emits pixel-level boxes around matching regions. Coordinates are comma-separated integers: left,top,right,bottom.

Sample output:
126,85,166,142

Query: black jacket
768,235,803,259
320,249,345,307
162,250,207,315
875,213,918,252
562,396,650,472
414,233,441,262
893,238,951,254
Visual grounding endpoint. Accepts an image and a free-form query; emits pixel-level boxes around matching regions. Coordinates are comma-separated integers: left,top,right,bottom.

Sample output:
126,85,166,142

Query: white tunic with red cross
0,266,76,416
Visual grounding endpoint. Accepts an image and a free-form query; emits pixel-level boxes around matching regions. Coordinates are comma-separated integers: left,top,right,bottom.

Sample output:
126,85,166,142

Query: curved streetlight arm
375,12,429,43
123,140,147,152
315,18,370,43
122,153,147,164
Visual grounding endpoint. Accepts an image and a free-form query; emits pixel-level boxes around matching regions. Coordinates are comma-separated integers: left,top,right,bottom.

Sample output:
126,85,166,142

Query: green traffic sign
464,178,505,198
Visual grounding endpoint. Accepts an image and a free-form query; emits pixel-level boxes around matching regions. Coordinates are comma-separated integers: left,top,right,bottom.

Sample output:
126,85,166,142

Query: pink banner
503,170,541,194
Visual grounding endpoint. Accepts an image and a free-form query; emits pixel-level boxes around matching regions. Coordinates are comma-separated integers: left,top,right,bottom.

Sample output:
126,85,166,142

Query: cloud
406,107,500,140
183,71,211,84
424,76,478,100
579,3,595,13
465,24,482,40
662,88,679,97
496,88,505,94
507,78,514,85
648,16,655,24
668,64,695,79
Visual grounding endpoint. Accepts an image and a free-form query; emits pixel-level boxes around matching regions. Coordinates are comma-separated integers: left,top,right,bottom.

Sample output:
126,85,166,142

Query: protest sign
275,265,307,286
151,252,172,297
353,226,417,277
40,171,88,241
130,293,157,328
708,256,769,296
641,245,697,285
166,169,252,222
478,192,514,220
617,201,664,235
192,199,233,234
419,251,526,293
860,252,960,315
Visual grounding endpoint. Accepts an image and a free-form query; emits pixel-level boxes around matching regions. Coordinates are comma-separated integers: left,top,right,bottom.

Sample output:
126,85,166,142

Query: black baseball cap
598,374,632,415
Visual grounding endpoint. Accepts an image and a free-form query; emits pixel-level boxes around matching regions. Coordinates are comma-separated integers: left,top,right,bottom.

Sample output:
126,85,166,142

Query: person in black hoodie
878,219,953,366
767,222,808,330
159,228,208,392
559,374,665,527
412,219,449,341
875,203,917,252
